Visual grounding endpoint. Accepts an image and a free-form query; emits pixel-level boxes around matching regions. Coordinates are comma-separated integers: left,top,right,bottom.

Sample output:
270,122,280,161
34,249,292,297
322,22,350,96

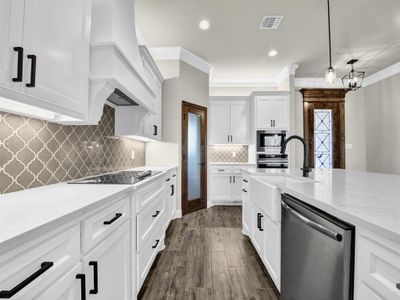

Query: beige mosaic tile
209,145,248,163
0,105,145,194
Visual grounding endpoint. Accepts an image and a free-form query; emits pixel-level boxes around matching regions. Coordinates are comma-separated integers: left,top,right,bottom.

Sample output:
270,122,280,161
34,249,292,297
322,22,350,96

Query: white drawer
210,166,233,174
82,196,130,254
0,225,80,300
137,191,166,251
233,165,254,173
356,229,400,300
250,177,280,223
134,176,167,213
137,214,166,290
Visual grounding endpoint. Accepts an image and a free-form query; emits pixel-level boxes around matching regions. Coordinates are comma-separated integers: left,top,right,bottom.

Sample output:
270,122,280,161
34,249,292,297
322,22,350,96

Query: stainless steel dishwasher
281,194,355,300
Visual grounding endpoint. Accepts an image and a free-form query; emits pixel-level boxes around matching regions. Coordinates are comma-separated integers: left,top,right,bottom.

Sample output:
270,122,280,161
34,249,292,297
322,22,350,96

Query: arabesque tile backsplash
209,145,248,163
0,105,145,194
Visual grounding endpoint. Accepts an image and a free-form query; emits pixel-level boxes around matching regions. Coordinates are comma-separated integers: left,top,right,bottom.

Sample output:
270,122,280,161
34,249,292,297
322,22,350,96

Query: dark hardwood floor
139,206,280,300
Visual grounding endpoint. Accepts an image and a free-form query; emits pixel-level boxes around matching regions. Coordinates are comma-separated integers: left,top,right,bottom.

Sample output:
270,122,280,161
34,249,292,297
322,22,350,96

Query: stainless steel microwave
257,130,287,153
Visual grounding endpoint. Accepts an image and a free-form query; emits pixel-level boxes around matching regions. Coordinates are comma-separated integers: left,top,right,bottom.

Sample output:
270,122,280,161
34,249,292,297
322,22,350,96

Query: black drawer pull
257,213,264,231
166,178,171,182
76,274,86,300
0,262,53,298
397,283,400,290
172,174,176,178
152,239,160,249
26,54,36,87
242,189,247,193
89,261,98,294
12,47,24,82
103,213,122,225
243,179,248,183
152,210,160,218
153,125,158,136
170,185,174,196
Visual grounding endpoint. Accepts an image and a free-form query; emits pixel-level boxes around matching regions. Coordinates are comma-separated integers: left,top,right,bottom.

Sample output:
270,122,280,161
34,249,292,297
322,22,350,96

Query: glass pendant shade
341,60,365,91
325,67,336,85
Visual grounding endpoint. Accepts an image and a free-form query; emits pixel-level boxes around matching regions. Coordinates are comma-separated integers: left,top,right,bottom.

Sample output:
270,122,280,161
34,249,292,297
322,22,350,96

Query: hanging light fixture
341,59,365,91
325,0,336,85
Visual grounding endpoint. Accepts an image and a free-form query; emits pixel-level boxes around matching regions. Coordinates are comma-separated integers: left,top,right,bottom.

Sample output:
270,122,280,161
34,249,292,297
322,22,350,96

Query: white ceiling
135,0,400,82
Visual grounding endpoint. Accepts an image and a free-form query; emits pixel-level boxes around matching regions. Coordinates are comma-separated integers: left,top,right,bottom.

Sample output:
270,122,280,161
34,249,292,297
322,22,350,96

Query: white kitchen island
242,168,400,300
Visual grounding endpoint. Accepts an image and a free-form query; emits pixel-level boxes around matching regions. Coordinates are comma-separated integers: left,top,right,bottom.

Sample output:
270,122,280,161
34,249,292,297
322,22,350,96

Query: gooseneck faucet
281,135,312,178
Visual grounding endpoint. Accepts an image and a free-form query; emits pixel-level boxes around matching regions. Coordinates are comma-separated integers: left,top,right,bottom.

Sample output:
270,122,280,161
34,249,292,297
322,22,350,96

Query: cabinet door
21,0,90,118
230,101,248,144
271,98,289,129
0,0,24,90
231,175,243,202
209,174,232,203
263,216,281,290
84,221,131,300
252,209,265,256
209,101,230,144
169,179,177,220
242,196,253,238
36,264,82,300
256,99,274,129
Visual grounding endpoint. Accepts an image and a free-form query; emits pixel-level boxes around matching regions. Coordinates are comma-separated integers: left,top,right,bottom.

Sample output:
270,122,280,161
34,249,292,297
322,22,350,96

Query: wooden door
182,101,207,215
302,89,346,169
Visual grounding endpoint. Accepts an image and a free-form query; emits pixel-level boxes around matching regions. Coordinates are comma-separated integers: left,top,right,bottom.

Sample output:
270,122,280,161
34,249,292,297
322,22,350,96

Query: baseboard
209,202,242,207
173,210,182,219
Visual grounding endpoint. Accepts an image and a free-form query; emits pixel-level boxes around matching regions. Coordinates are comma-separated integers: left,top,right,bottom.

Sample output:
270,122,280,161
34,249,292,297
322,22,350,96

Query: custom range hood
88,0,157,124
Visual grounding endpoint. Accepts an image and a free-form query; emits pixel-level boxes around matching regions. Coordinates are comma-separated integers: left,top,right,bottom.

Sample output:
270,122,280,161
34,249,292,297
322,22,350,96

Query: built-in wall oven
257,153,288,168
257,130,287,153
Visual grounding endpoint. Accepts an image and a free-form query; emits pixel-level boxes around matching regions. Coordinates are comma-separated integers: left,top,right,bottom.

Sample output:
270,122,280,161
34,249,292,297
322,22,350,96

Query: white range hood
88,0,157,124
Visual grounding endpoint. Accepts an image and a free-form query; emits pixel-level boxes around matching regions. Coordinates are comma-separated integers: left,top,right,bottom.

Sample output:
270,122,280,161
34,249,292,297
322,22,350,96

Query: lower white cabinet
83,221,131,300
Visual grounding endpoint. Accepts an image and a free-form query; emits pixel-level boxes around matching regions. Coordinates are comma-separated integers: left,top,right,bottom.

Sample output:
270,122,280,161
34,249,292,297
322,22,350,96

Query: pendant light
325,0,336,85
341,59,365,91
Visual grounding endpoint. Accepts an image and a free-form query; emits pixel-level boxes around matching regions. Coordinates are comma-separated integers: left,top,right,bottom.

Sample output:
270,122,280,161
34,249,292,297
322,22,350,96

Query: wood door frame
301,89,347,169
181,101,207,216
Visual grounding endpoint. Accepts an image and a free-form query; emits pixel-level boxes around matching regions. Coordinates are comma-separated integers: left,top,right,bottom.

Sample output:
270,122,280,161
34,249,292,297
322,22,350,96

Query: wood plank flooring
139,206,280,300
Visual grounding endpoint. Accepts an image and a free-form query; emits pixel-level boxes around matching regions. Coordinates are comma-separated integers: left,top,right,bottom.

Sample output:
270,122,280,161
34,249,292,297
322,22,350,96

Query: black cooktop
68,170,160,185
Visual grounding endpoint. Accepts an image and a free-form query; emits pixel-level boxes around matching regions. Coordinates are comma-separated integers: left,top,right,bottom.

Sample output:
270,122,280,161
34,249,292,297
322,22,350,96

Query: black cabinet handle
103,213,122,225
152,210,160,218
243,179,248,183
89,261,98,294
153,125,158,136
242,189,247,193
12,47,23,82
0,262,53,298
396,283,400,290
26,54,36,87
166,178,171,182
170,185,174,196
76,274,86,300
257,213,264,231
229,176,232,183
233,176,235,183
152,239,160,249
172,174,176,178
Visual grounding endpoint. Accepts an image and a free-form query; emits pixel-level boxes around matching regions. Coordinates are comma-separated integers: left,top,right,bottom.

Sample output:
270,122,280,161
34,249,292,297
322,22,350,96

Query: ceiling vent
259,16,284,29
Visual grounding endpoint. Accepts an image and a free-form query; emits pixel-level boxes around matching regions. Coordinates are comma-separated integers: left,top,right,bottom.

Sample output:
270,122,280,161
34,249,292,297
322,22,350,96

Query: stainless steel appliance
281,194,355,300
257,130,287,153
257,153,288,168
68,170,160,184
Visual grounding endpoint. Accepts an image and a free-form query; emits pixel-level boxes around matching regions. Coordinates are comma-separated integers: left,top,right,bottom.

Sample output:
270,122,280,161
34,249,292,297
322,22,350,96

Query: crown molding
294,77,343,89
149,47,212,74
363,61,400,87
209,79,277,88
276,64,299,86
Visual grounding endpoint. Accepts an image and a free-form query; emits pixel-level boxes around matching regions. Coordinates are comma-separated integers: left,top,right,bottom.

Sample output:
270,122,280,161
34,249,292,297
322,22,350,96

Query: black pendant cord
327,0,333,68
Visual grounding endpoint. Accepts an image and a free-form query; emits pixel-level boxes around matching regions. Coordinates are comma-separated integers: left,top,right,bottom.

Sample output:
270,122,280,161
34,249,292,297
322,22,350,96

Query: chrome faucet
281,135,312,178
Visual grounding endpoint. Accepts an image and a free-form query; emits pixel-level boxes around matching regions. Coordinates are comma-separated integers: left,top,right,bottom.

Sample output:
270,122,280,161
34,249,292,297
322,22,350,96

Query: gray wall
158,61,209,211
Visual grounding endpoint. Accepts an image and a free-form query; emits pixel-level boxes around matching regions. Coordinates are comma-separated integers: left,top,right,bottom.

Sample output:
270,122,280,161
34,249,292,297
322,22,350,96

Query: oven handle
282,202,342,241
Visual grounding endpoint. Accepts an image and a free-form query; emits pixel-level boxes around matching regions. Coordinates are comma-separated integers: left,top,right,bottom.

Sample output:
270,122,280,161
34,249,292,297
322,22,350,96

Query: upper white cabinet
0,0,91,122
256,96,289,130
209,98,249,144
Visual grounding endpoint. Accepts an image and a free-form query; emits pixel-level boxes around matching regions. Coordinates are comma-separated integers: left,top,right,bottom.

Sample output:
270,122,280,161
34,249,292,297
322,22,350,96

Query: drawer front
0,225,80,300
135,176,167,213
250,177,280,223
137,191,166,251
233,165,254,173
210,166,233,174
356,229,400,299
137,214,166,290
82,196,130,254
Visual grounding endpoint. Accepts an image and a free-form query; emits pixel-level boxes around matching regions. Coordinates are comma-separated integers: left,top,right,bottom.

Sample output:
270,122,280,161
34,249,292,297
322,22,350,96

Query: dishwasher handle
282,202,342,242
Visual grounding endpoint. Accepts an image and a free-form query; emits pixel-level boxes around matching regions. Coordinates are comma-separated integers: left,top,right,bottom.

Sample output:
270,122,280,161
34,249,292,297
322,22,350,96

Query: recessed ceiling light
268,50,278,57
199,19,210,30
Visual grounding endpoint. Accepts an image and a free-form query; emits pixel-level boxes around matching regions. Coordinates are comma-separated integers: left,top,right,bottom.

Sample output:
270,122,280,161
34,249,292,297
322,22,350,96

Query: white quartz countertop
246,168,400,243
0,166,176,250
209,162,256,165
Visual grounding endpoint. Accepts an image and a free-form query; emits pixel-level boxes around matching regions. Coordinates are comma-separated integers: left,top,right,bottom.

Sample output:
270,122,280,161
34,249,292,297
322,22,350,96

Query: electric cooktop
68,170,160,185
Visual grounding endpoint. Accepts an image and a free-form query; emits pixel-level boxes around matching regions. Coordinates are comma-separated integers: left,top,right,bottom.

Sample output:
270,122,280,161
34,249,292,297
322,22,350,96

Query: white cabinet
209,174,233,203
255,96,289,130
209,99,249,144
242,173,252,236
83,221,131,300
0,0,90,121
